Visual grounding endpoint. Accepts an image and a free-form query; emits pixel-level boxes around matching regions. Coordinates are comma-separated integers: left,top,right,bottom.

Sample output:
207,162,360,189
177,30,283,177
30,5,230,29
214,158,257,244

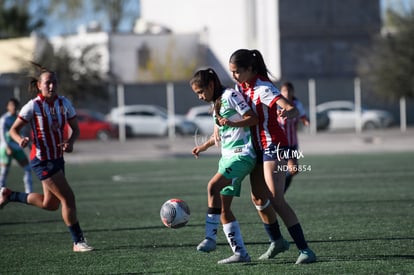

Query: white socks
0,165,32,193
205,214,220,241
23,165,33,193
222,221,248,256
0,165,9,188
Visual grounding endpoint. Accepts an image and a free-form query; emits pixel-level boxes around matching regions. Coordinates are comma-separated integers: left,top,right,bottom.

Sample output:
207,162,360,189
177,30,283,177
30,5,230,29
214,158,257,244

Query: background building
1,0,412,124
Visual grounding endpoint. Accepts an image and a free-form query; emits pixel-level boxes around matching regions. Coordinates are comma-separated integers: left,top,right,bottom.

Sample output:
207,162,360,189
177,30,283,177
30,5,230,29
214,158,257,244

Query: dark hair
281,81,297,101
28,62,55,96
229,49,272,80
281,81,294,92
189,68,226,121
7,98,20,108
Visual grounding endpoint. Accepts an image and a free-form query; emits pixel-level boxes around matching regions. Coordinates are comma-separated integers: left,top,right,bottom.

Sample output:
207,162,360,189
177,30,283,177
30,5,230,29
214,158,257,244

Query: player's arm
62,117,80,153
9,117,30,148
296,100,310,126
276,97,299,119
216,109,258,127
301,116,310,126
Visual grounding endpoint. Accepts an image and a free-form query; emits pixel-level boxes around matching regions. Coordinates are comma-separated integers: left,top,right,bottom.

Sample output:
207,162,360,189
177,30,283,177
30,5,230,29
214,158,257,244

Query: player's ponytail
208,69,225,123
251,49,272,80
27,61,54,96
229,48,274,81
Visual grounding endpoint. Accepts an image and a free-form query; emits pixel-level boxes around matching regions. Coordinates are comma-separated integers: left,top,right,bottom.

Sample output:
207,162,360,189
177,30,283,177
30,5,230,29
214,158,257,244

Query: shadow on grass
0,219,61,226
311,254,414,263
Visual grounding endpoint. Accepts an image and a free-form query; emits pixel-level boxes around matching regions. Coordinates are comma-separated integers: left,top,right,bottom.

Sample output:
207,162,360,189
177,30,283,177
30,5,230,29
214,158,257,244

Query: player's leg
249,163,290,260
197,172,231,252
3,156,59,209
0,147,12,188
42,170,77,225
218,193,250,264
0,174,60,210
285,158,298,193
42,170,92,251
263,160,316,264
263,159,298,225
15,150,33,193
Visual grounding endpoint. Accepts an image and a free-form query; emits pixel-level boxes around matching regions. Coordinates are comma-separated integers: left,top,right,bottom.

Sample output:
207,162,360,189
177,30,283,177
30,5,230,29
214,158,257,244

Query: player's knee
254,199,270,211
49,205,60,211
272,198,287,212
250,194,261,205
289,168,299,176
43,202,60,211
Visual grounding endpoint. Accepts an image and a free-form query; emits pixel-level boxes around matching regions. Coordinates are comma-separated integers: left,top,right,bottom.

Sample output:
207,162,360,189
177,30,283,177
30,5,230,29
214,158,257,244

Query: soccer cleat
0,187,11,209
196,238,216,253
73,240,94,252
258,238,290,260
295,248,316,264
217,253,251,264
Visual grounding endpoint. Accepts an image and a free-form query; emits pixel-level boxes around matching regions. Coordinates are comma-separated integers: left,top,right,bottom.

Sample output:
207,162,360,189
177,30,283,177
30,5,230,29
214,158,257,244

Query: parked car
65,109,118,141
107,105,197,136
314,111,330,131
316,100,394,130
186,105,214,135
187,104,330,133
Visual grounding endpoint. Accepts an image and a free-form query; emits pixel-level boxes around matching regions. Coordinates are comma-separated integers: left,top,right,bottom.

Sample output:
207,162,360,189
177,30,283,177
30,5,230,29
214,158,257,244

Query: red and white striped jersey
236,76,289,150
18,94,76,161
278,99,307,147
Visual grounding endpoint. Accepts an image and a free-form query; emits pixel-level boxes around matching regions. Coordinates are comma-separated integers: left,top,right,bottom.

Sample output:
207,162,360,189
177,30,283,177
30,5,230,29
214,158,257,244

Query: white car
186,105,215,135
107,105,197,136
316,100,394,130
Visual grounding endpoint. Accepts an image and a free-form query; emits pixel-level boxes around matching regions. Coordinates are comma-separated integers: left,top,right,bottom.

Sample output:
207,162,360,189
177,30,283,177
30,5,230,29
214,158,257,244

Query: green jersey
0,112,19,150
215,88,256,159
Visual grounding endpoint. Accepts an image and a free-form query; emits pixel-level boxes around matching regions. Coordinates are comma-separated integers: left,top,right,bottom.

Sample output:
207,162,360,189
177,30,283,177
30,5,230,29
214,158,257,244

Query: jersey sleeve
227,89,251,116
18,100,34,123
62,97,77,119
295,100,308,118
257,85,282,107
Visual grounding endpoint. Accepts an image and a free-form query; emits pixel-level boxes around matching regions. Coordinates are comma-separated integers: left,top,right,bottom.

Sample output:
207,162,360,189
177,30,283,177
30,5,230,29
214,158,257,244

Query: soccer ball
160,198,191,229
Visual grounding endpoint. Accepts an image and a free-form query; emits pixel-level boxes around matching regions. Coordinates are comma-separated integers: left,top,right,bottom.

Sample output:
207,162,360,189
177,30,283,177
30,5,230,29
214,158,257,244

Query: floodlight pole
354,78,362,134
400,96,407,133
117,83,126,143
13,86,20,100
167,82,176,140
308,78,317,135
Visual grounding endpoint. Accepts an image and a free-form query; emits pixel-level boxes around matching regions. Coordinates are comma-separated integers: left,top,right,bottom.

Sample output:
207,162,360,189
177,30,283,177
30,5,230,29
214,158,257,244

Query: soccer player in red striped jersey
278,82,310,192
0,63,93,252
229,49,316,264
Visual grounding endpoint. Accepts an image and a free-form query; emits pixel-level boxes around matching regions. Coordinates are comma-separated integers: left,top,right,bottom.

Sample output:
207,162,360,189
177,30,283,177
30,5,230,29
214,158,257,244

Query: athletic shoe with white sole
0,187,11,209
196,238,216,253
73,240,94,252
258,238,290,260
217,253,251,264
295,248,316,264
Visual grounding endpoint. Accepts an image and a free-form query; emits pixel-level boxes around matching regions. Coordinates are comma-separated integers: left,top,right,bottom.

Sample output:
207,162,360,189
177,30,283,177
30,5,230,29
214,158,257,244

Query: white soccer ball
160,198,191,229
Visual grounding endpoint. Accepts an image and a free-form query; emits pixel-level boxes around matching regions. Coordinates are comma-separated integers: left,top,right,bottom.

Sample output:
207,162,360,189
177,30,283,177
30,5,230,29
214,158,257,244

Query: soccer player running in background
190,68,289,264
0,98,33,193
229,49,316,264
0,63,93,252
278,82,310,192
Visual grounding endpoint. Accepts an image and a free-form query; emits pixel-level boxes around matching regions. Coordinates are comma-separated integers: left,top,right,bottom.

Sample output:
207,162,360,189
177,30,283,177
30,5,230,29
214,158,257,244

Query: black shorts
31,157,65,180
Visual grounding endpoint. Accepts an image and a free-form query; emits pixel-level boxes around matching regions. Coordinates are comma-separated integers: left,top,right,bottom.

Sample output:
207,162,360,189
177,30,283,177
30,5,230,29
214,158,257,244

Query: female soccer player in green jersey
0,98,33,193
190,68,288,264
